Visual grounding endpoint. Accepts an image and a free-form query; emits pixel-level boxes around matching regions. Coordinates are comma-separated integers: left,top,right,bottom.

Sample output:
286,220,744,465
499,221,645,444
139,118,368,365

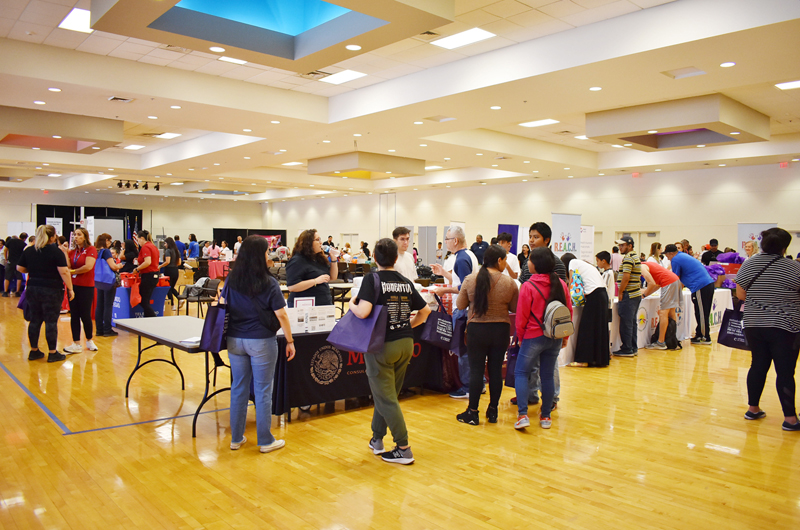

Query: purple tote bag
420,294,453,349
200,285,228,354
327,274,388,354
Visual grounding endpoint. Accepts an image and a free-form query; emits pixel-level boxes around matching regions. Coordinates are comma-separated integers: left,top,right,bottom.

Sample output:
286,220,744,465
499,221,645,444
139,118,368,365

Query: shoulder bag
327,273,388,354
200,285,229,354
420,294,454,349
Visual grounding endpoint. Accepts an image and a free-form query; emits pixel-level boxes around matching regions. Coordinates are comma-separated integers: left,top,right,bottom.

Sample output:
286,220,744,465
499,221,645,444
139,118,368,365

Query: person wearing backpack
514,247,573,429
560,253,610,367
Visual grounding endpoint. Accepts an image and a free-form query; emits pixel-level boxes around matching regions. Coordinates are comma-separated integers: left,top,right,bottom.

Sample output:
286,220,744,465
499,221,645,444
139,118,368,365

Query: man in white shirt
392,226,418,281
496,232,519,280
233,236,242,258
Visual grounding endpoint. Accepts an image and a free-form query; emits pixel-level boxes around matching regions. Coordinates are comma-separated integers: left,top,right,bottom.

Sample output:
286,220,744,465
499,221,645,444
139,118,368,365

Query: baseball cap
615,236,634,245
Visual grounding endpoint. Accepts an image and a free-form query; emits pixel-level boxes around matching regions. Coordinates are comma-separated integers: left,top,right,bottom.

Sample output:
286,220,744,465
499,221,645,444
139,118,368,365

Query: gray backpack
529,281,574,339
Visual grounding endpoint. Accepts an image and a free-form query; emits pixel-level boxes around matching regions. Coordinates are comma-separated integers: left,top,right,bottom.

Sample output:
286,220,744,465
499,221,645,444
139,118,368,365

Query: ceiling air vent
413,31,440,42
108,96,135,103
494,156,511,160
139,133,165,138
160,44,192,53
299,71,331,80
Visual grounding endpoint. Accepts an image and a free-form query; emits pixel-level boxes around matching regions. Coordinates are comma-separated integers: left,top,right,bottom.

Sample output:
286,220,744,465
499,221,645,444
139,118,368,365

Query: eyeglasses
444,237,455,241
313,238,321,242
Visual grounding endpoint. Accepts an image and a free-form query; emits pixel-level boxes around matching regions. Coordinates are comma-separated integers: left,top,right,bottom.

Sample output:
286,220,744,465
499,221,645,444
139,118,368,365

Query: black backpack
651,318,681,350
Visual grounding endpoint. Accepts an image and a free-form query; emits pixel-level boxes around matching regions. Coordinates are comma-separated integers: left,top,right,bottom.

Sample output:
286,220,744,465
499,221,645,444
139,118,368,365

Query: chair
331,284,351,317
177,278,221,317
415,278,431,287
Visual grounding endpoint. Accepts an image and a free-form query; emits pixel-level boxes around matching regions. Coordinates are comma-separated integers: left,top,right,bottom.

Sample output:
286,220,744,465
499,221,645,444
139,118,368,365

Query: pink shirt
515,274,573,340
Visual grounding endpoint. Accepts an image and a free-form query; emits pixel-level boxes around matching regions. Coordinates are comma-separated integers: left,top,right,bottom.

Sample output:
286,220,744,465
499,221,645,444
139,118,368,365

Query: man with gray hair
431,225,480,399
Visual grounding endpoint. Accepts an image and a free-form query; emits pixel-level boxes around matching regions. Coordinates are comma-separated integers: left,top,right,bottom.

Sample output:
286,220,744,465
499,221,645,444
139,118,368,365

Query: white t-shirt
503,254,520,278
568,259,605,295
220,247,233,261
394,251,418,281
599,268,615,307
234,241,241,255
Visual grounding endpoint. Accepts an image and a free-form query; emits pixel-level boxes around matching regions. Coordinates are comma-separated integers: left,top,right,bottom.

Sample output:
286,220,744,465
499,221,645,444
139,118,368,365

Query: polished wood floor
1,287,799,529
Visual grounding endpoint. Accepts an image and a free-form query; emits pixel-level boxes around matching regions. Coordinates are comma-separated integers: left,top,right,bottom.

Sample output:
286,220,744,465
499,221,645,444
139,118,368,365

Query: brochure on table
283,306,337,334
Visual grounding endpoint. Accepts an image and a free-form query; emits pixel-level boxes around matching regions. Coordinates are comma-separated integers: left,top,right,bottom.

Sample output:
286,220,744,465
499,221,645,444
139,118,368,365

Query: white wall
0,189,264,241
269,164,800,257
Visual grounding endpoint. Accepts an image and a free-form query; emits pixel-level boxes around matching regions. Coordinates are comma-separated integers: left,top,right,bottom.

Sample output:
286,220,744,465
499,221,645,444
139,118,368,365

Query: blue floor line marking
0,360,72,434
64,406,235,436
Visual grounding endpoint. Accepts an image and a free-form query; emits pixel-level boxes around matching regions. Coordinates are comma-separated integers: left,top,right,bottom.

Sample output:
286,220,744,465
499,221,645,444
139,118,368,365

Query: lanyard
72,247,85,268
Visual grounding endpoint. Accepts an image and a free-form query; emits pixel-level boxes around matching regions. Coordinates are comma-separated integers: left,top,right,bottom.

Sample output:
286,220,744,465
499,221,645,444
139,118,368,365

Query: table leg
125,337,186,397
192,350,231,437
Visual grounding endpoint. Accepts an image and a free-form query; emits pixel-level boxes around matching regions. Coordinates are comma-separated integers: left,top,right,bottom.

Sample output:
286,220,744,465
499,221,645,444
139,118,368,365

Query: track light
133,182,139,189
117,180,122,188
125,181,131,188
143,182,148,190
154,183,160,191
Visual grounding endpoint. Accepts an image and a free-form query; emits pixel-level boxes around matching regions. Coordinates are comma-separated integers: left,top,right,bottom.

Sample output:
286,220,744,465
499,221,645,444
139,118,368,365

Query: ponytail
34,225,56,250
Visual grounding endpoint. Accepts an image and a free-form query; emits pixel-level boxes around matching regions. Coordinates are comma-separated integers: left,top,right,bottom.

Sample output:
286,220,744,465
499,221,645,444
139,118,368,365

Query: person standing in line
0,239,6,294
430,225,480,400
514,248,572,429
496,232,519,280
518,244,530,269
4,233,27,297
350,238,431,464
220,240,233,261
470,234,489,265
226,236,296,453
735,228,800,431
610,246,623,273
158,237,182,307
120,239,138,273
391,227,418,281
233,235,243,259
455,244,519,425
664,243,715,345
561,253,610,367
134,230,161,318
94,233,123,337
17,225,74,363
173,235,186,260
286,229,339,307
208,241,221,260
612,236,642,357
187,234,200,260
64,228,97,353
639,261,681,350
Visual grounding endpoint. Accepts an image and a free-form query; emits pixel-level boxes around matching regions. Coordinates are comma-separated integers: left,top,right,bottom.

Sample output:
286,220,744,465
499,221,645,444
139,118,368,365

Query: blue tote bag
327,273,388,355
200,285,228,354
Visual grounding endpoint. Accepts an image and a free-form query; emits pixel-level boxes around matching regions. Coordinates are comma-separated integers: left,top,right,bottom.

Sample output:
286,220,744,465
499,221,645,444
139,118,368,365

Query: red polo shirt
138,242,160,273
69,245,97,287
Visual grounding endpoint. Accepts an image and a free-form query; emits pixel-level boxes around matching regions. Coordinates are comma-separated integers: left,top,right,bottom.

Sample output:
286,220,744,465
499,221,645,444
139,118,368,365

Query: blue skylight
175,0,351,36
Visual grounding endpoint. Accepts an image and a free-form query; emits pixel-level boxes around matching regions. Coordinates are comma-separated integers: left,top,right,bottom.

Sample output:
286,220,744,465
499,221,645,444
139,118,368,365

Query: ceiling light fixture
170,105,181,109
353,133,361,137
775,80,800,90
419,144,427,147
655,169,661,172
47,173,61,177
243,128,252,132
414,121,423,125
697,144,705,147
476,153,483,156
431,28,495,50
271,120,280,124
624,144,632,147
58,8,92,33
730,131,741,135
648,130,658,134
612,144,624,148
155,133,181,139
170,182,184,186
244,156,250,159
32,147,40,150
34,101,45,105
522,179,528,182
719,164,726,167
720,62,736,67
279,149,287,152
490,106,501,110
52,135,61,139
282,162,303,166
148,116,158,120
574,135,588,140
219,56,247,65
519,119,559,128
323,140,330,143
209,46,225,53
346,44,361,51
91,146,100,149
589,87,602,91
48,87,61,92
425,166,442,170
320,69,367,85
388,149,395,152
124,145,145,150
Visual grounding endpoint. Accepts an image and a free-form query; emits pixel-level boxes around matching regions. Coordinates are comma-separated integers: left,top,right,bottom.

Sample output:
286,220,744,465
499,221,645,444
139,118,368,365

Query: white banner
580,225,595,262
86,216,95,244
737,223,776,256
550,213,581,258
46,217,63,236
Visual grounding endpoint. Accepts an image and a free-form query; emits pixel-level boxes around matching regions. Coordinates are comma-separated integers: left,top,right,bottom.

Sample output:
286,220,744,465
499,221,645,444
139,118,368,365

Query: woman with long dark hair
226,236,296,452
514,247,572,430
454,244,519,425
94,232,122,337
65,227,97,353
120,239,138,273
518,244,530,268
736,227,800,431
159,237,182,307
187,233,200,259
286,229,338,307
17,225,74,362
134,230,160,318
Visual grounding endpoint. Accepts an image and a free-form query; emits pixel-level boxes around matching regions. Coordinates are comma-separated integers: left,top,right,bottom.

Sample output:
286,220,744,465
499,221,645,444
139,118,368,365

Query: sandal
567,362,588,367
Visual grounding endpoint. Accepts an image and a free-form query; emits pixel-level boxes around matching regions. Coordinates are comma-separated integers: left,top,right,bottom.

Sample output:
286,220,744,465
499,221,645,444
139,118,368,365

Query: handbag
570,270,586,307
17,290,32,322
94,249,116,285
717,305,749,351
327,273,388,354
420,294,453,349
450,309,468,356
504,342,520,388
200,285,229,354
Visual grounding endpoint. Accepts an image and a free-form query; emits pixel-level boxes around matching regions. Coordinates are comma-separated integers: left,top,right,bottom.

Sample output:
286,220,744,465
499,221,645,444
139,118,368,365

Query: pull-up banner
737,223,776,256
550,213,581,258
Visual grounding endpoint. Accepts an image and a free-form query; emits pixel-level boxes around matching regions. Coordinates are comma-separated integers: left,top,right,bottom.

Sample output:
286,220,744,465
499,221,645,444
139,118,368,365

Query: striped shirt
736,253,800,333
617,251,642,297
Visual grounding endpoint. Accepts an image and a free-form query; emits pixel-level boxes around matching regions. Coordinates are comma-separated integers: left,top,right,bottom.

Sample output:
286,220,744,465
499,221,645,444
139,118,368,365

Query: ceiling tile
220,66,267,80
518,0,562,7
146,48,186,61
289,84,318,94
245,70,292,85
49,0,79,6
125,37,162,48
455,0,501,16
8,21,53,44
138,55,173,66
166,61,202,71
114,42,156,55
190,50,220,59
507,8,557,26
92,30,128,41
76,35,124,55
457,35,518,56
42,27,90,49
561,0,639,26
503,18,574,41
266,80,298,90
483,0,533,18
480,18,525,36
431,20,474,37
573,0,621,7
370,38,426,58
168,54,212,66
314,85,354,97
108,50,145,61
456,9,502,26
19,0,72,27
370,63,425,80
537,0,586,18
0,17,17,38
629,0,675,7
406,50,468,69
194,60,241,75
0,0,29,20
270,67,298,76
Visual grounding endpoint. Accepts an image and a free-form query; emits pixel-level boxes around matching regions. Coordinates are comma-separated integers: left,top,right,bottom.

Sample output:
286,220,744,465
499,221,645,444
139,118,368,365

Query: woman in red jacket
514,247,572,430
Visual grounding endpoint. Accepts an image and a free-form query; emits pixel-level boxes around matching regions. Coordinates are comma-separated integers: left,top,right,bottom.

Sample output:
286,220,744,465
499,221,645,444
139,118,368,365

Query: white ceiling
1,0,800,202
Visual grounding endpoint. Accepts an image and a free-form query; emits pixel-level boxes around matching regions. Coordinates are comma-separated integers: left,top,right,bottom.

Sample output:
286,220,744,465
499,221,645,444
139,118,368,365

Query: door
616,231,660,258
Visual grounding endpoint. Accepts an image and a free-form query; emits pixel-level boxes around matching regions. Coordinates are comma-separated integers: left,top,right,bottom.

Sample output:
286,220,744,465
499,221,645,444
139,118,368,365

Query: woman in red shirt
65,228,98,354
134,230,161,317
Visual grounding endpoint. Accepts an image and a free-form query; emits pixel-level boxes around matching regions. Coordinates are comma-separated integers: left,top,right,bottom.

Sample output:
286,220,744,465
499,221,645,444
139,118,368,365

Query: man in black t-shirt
350,238,430,465
4,233,27,297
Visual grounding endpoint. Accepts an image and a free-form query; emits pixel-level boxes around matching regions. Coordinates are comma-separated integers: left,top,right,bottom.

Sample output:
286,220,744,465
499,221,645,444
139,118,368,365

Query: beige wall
0,189,264,241
269,163,800,257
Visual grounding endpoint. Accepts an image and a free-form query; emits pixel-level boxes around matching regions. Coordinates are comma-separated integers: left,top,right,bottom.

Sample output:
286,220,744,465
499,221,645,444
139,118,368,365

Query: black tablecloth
272,326,446,415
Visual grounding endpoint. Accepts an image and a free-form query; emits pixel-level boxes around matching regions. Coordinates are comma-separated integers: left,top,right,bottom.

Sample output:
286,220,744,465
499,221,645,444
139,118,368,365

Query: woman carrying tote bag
349,238,430,465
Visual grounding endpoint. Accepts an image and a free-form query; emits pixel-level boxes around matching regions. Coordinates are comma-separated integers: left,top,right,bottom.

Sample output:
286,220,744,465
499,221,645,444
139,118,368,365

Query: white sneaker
64,343,82,354
514,415,530,429
86,340,98,351
230,435,246,450
260,439,285,453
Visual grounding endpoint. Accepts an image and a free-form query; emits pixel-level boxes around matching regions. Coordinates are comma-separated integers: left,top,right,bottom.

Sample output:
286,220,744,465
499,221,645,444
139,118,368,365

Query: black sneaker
782,420,800,431
690,337,712,345
1,292,8,297
744,410,766,420
47,351,66,363
510,396,539,406
381,446,414,465
612,350,635,357
486,405,498,424
456,408,479,425
28,350,44,361
104,330,119,337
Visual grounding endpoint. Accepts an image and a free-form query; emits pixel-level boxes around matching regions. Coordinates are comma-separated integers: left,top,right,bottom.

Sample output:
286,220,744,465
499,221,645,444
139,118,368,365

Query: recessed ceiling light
108,168,114,171
124,145,145,150
476,153,483,156
792,158,799,162
320,69,367,85
334,171,340,174
32,147,40,149
425,166,442,170
563,167,570,170
243,128,252,132
414,121,423,125
47,173,61,177
419,144,427,147
655,169,661,172
431,28,495,50
730,131,740,135
490,106,501,110
720,62,736,68
481,182,486,185
282,162,303,166
244,156,251,159
219,56,247,65
522,179,528,182
775,80,800,90
589,87,602,91
413,188,417,191
519,119,559,128
147,116,158,120
170,105,181,109
624,143,632,147
342,176,347,179
444,157,451,161
35,166,41,169
612,144,624,148
213,163,220,166
309,184,314,187
58,8,92,33
271,120,280,124
48,87,61,92
598,173,604,176
346,44,361,51
166,173,172,176
43,163,49,165
155,133,181,139
279,149,287,152
209,46,225,53
446,185,450,188
386,172,392,174
34,101,45,105
388,149,395,152
697,144,705,147
719,164,726,166
188,168,194,171
532,170,538,173
323,140,330,143
568,175,574,179
574,135,588,140
52,135,61,139
353,133,361,137
170,182,184,186
91,146,100,149
648,130,658,134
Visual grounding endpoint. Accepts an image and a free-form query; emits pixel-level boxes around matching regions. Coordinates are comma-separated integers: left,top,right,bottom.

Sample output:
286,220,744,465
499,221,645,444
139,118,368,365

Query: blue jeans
515,336,561,417
529,362,560,403
228,336,278,446
617,292,641,354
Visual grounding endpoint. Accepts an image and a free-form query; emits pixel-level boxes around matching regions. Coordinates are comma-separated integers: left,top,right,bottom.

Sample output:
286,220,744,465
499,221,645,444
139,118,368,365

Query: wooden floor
1,290,799,530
